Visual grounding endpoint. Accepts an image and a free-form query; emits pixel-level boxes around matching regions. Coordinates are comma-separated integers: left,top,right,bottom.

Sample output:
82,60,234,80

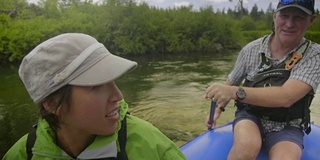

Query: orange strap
285,40,311,70
285,52,303,70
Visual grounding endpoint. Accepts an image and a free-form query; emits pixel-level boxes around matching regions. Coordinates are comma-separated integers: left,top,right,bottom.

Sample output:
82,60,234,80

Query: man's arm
241,79,312,107
206,79,312,108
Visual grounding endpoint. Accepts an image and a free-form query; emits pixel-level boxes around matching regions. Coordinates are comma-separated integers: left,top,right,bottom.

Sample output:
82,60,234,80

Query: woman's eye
91,85,103,90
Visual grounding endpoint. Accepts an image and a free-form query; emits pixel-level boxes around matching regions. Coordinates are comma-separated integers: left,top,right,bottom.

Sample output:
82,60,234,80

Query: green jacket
3,100,186,160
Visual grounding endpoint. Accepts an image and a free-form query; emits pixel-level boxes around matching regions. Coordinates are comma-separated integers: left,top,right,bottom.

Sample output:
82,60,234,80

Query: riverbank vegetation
1,0,320,64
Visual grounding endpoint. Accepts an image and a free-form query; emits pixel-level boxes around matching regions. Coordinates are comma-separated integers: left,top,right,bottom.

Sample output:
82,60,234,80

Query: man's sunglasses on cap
278,0,314,14
280,0,314,8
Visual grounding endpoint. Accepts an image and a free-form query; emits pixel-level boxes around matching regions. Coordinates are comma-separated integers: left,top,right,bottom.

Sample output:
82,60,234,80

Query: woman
3,33,186,160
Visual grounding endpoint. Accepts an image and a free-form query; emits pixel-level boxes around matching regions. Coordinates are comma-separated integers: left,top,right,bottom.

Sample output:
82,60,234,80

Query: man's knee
228,145,260,160
229,120,262,160
268,141,302,160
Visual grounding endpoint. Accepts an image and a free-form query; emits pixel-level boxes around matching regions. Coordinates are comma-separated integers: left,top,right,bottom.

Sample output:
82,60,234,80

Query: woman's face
273,7,316,46
59,81,123,136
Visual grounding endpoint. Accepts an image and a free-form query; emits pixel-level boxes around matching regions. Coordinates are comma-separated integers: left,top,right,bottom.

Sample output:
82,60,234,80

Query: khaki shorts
233,108,304,153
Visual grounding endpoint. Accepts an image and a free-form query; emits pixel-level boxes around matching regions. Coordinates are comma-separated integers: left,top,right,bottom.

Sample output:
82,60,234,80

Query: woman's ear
42,97,62,115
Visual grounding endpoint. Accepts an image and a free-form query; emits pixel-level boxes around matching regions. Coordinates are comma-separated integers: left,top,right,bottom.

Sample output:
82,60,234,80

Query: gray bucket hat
19,33,137,103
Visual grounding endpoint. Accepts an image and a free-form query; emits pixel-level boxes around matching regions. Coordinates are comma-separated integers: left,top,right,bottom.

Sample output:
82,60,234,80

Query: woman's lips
106,109,119,117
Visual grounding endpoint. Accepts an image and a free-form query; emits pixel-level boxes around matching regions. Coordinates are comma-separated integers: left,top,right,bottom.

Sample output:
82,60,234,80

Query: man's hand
205,83,237,107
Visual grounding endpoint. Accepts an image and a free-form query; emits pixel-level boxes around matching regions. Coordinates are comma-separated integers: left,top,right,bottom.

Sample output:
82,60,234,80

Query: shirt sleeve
228,36,269,86
290,44,320,92
228,47,247,85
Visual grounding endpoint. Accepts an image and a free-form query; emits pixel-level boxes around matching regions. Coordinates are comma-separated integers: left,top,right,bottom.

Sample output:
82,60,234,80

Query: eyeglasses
279,0,314,8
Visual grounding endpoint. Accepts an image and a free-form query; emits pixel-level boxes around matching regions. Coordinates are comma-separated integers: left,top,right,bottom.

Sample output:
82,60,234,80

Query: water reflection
0,67,37,156
0,51,319,156
114,52,239,146
116,52,320,146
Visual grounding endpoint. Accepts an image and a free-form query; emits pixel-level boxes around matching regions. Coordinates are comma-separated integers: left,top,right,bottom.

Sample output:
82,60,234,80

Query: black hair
37,85,72,131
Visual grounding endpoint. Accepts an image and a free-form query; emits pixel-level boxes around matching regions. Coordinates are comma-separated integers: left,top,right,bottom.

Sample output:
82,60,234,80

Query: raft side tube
180,122,320,160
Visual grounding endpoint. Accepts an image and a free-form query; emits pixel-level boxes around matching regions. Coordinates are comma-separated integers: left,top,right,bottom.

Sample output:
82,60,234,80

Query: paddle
208,100,217,130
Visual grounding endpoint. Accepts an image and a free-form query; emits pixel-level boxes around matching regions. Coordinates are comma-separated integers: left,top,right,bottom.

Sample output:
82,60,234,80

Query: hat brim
276,4,312,15
69,54,137,86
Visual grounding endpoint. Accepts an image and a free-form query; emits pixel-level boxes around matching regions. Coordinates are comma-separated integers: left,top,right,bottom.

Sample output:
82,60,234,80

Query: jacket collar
32,100,129,159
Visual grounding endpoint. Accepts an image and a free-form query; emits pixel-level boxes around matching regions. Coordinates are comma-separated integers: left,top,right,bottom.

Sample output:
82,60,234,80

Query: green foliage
250,4,260,21
112,3,158,54
239,16,256,31
0,0,27,10
239,30,271,46
305,31,320,43
0,14,12,62
309,15,320,32
0,0,320,63
4,16,61,62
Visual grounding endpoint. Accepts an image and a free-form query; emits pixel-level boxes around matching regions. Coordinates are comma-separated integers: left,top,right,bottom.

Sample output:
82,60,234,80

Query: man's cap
276,0,315,15
19,33,137,103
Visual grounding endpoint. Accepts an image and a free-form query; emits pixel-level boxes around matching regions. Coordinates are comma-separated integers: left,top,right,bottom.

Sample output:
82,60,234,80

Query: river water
0,51,319,156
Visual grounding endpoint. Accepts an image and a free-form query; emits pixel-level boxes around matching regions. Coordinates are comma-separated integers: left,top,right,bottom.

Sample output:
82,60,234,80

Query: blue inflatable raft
180,122,320,160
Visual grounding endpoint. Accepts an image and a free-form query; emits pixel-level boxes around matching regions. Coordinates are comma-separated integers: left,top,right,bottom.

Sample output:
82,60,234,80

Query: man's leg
266,126,304,160
228,108,263,160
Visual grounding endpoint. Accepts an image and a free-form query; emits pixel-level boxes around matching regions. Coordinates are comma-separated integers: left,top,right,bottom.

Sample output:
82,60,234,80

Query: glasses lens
298,0,313,8
281,0,295,5
281,0,313,6
280,0,313,12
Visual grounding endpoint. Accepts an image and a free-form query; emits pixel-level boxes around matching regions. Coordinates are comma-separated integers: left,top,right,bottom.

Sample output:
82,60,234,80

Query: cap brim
276,5,312,15
69,54,137,86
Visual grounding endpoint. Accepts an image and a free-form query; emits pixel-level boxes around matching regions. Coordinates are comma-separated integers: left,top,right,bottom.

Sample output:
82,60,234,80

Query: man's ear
310,14,317,24
273,11,277,21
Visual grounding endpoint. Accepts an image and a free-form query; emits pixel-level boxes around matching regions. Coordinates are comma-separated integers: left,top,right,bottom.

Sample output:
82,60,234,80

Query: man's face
273,7,316,45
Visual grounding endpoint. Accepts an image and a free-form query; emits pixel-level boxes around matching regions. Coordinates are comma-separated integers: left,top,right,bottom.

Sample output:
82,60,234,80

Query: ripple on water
128,77,320,146
128,78,237,145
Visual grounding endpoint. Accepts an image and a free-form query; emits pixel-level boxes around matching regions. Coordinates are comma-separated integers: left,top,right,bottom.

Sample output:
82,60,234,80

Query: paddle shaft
208,101,217,130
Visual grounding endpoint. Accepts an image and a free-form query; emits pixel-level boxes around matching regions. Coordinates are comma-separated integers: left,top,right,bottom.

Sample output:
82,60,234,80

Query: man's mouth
283,29,295,34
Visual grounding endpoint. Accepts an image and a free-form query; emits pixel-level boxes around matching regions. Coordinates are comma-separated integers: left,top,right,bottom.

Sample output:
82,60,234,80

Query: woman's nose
110,82,123,102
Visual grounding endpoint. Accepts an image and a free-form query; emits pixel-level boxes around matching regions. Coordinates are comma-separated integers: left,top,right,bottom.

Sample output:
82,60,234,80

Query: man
205,0,320,159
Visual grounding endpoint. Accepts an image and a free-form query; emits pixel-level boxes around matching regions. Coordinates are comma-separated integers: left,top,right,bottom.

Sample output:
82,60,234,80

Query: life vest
236,36,314,134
